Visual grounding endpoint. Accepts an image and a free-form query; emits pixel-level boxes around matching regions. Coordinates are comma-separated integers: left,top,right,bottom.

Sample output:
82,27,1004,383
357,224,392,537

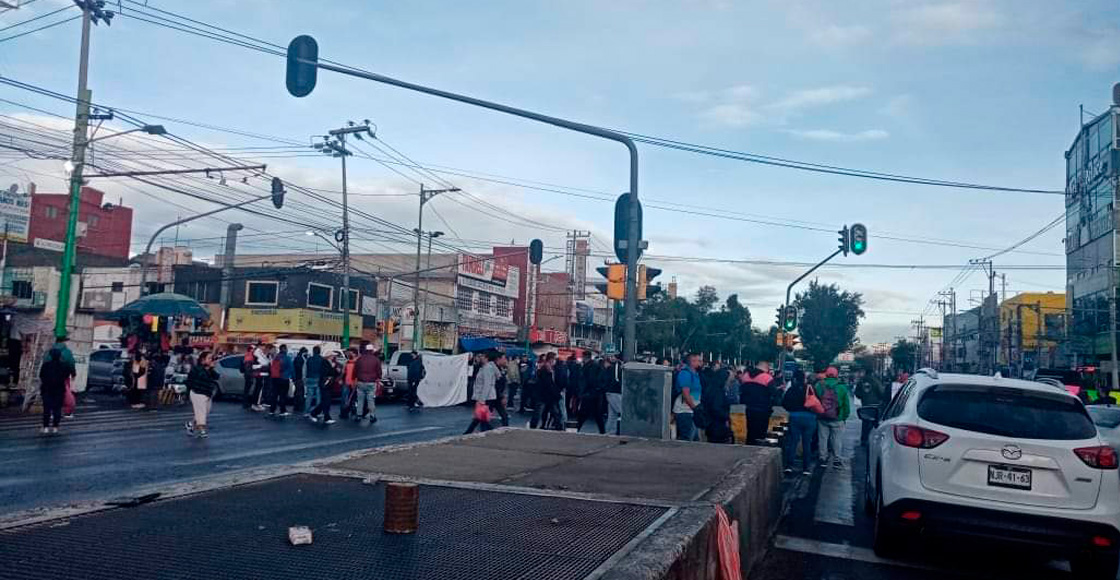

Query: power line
0,3,75,33
0,12,78,43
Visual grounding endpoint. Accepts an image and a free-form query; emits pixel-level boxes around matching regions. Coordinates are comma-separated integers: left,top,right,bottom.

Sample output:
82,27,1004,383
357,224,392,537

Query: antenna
1113,83,1120,107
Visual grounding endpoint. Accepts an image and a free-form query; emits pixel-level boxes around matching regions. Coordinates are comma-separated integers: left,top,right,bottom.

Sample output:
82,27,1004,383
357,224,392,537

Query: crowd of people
464,350,623,435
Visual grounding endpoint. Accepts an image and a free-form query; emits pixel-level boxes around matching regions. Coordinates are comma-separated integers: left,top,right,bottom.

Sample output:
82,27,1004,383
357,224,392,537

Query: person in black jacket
185,351,220,438
604,356,623,435
531,354,562,430
292,347,307,413
565,355,583,420
39,347,75,435
702,368,734,443
406,352,426,410
780,370,817,475
577,358,610,434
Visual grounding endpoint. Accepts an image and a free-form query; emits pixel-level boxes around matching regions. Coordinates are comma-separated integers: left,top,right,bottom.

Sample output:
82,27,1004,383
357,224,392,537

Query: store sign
0,189,31,243
33,238,64,252
457,253,509,283
458,263,520,299
227,308,361,336
530,328,569,345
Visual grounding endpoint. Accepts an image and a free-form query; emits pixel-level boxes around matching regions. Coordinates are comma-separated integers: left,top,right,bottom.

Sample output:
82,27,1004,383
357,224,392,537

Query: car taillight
1074,446,1119,470
893,425,949,449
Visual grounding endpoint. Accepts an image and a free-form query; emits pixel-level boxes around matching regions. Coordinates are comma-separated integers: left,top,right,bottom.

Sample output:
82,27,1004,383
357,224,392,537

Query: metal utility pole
911,317,925,369
55,2,99,339
411,185,458,349
969,258,996,374
318,122,373,349
416,229,444,349
219,223,243,327
1111,266,1119,393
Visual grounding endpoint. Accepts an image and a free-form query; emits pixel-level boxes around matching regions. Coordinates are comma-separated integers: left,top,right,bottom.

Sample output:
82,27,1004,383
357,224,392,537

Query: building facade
998,292,1068,373
1066,90,1119,365
28,186,133,260
944,306,981,373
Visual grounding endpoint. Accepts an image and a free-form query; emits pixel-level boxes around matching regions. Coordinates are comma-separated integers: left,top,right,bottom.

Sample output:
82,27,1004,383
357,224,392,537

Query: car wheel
1070,553,1120,580
872,475,904,558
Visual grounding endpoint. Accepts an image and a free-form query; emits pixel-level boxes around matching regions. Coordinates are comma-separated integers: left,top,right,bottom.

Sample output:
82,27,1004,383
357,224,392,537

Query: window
1088,407,1120,429
457,288,473,311
883,380,914,420
917,385,1095,440
90,350,118,363
495,296,510,317
339,288,360,311
219,355,244,370
307,282,333,309
45,206,58,219
88,215,100,228
11,280,32,300
111,281,124,292
245,281,279,305
477,292,491,314
397,352,415,367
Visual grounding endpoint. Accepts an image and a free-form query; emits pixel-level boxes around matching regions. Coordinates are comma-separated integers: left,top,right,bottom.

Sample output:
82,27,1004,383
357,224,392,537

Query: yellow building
998,292,1066,370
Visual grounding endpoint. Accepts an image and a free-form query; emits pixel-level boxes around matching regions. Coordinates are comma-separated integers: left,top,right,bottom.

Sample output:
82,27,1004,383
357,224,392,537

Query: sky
1,0,1117,344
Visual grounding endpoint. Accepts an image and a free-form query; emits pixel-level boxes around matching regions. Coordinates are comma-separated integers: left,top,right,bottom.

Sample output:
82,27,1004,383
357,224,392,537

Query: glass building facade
1066,107,1118,357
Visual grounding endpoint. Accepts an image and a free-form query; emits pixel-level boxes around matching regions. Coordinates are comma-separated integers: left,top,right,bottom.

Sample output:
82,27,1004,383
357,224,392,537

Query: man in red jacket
353,342,383,423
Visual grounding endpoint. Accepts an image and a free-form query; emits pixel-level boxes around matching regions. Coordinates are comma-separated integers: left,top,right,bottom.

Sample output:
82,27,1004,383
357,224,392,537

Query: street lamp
85,124,166,144
414,229,444,349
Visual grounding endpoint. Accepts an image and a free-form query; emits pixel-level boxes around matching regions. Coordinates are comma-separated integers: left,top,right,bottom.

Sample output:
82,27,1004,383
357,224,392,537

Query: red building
28,186,133,260
493,245,530,326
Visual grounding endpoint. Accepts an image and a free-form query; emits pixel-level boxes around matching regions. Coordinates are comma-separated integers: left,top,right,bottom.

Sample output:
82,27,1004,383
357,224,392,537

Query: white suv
861,369,1120,578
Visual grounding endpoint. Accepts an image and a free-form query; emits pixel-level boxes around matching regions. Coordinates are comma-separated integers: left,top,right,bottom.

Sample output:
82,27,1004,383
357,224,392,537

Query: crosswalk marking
813,418,859,526
773,535,936,571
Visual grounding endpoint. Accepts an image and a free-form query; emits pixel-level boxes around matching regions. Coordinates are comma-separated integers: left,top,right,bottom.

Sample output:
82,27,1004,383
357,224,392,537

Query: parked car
384,350,443,398
860,369,1120,579
1088,404,1120,456
87,348,125,393
214,354,248,400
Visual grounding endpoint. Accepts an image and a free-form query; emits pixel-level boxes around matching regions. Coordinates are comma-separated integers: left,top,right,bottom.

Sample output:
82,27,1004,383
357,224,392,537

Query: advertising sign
227,308,361,336
457,253,508,283
0,189,31,242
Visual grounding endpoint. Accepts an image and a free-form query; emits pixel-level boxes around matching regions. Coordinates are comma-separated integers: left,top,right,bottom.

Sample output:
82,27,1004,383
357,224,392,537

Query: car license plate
988,464,1032,490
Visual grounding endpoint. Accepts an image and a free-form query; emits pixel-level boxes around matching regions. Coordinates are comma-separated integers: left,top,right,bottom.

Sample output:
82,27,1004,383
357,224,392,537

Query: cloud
693,85,763,128
788,128,889,142
809,24,873,48
699,103,761,128
892,1,1003,46
879,94,913,119
768,85,872,112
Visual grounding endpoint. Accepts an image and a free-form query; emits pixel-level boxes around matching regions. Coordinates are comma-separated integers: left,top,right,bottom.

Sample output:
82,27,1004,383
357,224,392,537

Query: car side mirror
857,406,880,423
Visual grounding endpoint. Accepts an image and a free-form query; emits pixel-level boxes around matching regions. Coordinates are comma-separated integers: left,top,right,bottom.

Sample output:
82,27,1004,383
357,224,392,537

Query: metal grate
0,474,667,580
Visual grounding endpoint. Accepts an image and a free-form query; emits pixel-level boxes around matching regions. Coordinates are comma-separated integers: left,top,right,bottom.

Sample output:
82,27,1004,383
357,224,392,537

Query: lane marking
169,426,448,466
774,535,937,572
813,417,859,526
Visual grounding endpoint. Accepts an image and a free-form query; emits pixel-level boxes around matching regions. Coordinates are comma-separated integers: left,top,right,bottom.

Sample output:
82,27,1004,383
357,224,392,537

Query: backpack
820,387,840,420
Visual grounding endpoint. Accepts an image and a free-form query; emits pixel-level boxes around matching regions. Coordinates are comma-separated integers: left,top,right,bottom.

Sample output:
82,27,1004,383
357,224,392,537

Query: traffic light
637,265,662,300
838,225,850,256
529,239,543,265
782,306,798,332
285,35,319,98
595,264,626,300
850,223,867,255
776,306,785,329
613,193,643,264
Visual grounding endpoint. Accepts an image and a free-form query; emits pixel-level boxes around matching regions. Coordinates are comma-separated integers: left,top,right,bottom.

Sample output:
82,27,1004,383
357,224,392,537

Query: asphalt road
0,393,477,517
753,414,1110,580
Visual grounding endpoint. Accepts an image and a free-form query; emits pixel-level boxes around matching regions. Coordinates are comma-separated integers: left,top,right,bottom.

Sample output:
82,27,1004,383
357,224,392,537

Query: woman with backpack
781,370,819,475
815,366,851,469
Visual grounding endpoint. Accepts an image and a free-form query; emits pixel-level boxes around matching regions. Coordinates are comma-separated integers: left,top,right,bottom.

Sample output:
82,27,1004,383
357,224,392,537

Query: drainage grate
0,474,667,580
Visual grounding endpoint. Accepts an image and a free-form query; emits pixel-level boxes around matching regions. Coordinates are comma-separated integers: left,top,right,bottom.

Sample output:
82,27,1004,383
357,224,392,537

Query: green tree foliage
890,339,918,373
794,280,865,367
633,287,775,364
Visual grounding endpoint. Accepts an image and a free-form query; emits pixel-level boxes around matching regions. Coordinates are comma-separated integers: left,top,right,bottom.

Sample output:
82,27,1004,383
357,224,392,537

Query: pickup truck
385,350,442,395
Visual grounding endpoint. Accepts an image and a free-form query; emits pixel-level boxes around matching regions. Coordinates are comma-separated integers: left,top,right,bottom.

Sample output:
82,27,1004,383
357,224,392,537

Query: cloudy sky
1,0,1117,343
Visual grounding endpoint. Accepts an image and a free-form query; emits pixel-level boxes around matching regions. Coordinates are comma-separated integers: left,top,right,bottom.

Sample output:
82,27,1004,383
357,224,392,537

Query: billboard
457,253,508,282
0,188,31,242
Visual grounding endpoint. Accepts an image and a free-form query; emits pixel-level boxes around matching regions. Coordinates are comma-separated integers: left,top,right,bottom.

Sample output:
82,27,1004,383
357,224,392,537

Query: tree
694,285,719,312
890,340,918,374
794,280,865,367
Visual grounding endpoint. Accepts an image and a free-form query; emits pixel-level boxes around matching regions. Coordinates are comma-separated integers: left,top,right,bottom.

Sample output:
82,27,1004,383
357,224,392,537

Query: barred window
477,292,491,315
495,296,510,317
457,288,473,311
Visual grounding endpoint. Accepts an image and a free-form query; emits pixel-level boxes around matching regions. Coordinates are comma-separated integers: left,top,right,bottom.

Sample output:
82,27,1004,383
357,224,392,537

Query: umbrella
106,292,210,320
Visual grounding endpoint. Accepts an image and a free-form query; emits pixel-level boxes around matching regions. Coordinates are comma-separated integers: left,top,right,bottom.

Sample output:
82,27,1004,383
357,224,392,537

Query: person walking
815,366,851,469
39,347,75,435
338,349,356,420
576,357,608,434
406,351,425,411
505,354,521,411
304,346,323,418
854,369,887,445
740,361,776,445
268,344,293,416
465,351,502,433
702,366,734,444
184,351,220,438
249,342,271,411
292,347,308,413
310,353,340,424
353,343,382,424
492,353,511,427
531,354,563,430
240,345,256,409
124,350,149,409
604,355,623,435
565,354,583,422
674,353,703,441
781,370,818,475
519,356,536,413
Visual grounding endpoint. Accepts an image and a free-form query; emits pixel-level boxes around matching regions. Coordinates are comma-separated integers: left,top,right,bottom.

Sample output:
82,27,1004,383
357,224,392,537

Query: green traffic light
853,241,864,251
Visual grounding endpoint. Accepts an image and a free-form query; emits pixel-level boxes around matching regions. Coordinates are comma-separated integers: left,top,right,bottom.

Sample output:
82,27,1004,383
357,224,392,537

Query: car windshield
918,384,1096,440
1087,407,1120,429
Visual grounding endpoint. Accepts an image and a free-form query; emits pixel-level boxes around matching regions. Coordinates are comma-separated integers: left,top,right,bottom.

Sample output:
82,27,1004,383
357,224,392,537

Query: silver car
1087,404,1120,453
214,354,249,399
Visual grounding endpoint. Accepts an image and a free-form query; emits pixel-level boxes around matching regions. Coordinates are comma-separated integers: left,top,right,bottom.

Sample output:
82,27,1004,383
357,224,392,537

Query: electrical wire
0,13,79,43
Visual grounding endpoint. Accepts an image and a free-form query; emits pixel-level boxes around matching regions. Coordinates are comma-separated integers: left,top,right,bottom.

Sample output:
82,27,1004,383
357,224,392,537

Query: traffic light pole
778,248,843,371
292,55,640,361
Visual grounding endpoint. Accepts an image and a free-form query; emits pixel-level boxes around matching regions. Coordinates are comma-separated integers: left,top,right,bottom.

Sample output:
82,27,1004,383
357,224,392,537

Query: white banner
417,353,469,408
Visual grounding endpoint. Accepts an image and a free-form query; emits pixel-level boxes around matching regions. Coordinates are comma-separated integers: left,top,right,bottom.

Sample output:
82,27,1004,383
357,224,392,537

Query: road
753,415,1107,580
0,394,476,517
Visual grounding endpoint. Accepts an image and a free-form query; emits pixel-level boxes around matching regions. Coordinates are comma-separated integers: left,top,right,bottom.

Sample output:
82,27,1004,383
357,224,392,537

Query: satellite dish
6,184,16,195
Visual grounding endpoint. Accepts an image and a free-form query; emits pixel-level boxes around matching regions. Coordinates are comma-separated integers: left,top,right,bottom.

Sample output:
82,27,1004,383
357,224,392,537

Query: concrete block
622,362,672,439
